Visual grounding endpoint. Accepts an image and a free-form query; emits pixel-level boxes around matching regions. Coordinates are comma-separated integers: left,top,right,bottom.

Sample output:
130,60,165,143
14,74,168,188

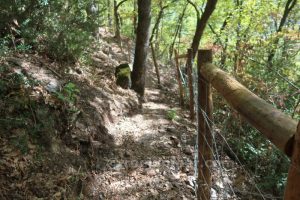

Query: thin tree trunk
113,0,128,41
233,0,243,73
114,0,121,40
189,0,218,58
187,49,195,120
149,0,166,64
174,49,185,107
131,0,152,97
267,0,297,69
149,1,167,43
169,4,188,60
151,43,161,86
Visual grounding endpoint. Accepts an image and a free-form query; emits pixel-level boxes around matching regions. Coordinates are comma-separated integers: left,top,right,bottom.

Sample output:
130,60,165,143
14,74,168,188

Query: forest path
84,65,198,199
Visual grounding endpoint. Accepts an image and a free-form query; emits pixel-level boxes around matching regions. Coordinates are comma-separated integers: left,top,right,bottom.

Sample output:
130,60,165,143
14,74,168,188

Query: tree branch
116,0,128,10
186,0,200,19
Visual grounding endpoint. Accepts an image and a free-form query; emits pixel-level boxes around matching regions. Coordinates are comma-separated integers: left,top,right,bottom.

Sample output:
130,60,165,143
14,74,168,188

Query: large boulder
115,63,131,89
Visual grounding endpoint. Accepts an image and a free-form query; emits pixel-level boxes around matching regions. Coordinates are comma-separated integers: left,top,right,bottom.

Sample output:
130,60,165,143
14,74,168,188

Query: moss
115,63,131,89
117,67,131,78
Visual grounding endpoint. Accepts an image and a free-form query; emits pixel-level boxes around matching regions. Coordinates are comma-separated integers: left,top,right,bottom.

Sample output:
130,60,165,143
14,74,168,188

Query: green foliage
222,115,290,196
0,37,10,56
166,109,178,120
0,0,101,62
55,82,80,105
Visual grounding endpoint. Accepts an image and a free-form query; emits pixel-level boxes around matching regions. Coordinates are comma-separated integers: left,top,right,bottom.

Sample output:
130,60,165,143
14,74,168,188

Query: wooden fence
175,49,300,199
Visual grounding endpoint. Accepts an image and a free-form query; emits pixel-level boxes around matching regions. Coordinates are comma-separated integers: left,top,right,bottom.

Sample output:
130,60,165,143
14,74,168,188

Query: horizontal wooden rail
200,62,298,156
175,54,188,59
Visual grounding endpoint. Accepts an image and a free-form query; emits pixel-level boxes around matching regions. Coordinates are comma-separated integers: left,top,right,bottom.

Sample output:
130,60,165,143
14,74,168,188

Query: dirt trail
82,67,198,199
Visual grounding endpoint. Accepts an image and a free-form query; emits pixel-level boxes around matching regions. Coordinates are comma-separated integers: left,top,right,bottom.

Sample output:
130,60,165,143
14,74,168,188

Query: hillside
0,28,199,199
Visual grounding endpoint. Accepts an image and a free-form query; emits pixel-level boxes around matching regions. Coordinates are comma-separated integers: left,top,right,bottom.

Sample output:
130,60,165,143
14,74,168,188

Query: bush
0,0,101,62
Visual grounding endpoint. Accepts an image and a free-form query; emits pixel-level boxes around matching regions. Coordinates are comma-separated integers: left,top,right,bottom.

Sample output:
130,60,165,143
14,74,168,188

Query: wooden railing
175,49,299,199
197,49,300,200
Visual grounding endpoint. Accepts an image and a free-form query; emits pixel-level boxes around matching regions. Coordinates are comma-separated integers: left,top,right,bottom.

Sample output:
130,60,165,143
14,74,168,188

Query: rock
181,166,190,173
211,188,217,199
115,63,131,89
143,161,152,168
170,136,180,147
45,80,60,92
98,192,105,200
169,172,180,181
183,145,194,155
186,176,196,187
162,182,173,191
113,163,124,171
143,169,156,176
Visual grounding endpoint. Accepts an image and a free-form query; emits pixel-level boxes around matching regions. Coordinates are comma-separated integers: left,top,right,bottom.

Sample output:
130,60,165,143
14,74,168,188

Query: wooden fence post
284,122,300,199
197,49,213,200
187,48,195,120
174,49,185,107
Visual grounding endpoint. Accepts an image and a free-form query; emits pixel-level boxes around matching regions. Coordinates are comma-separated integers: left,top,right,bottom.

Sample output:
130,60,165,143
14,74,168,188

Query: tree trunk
114,0,121,40
169,4,188,60
174,49,185,107
131,0,152,97
187,49,195,120
190,0,218,58
113,0,128,42
149,1,166,43
233,0,243,73
151,42,161,86
267,0,297,69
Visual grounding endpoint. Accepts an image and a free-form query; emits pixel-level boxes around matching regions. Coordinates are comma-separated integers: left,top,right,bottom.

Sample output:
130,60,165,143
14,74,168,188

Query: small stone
211,188,218,199
113,163,123,171
99,192,105,200
143,161,152,168
186,176,196,187
183,145,194,155
145,169,156,176
169,172,180,181
181,166,190,173
162,182,173,191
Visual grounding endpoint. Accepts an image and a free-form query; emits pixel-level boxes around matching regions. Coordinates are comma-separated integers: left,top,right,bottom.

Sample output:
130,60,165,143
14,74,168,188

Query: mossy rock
115,63,131,89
